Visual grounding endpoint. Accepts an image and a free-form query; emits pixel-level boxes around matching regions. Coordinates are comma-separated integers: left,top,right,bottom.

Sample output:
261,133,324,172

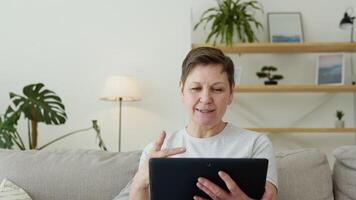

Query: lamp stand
351,27,354,42
118,97,122,152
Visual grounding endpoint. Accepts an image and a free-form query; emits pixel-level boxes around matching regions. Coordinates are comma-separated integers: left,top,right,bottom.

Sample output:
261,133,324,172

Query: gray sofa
0,146,355,200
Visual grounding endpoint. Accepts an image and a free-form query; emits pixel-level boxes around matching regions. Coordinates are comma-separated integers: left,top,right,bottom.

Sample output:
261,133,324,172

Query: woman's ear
179,81,184,96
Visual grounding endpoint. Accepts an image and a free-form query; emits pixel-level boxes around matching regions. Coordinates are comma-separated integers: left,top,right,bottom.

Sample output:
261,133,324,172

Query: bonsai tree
0,83,107,150
194,0,263,46
256,66,284,85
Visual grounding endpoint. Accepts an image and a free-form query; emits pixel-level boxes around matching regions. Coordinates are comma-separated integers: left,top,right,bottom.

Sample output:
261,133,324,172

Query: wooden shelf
234,84,356,93
192,42,356,53
246,128,356,133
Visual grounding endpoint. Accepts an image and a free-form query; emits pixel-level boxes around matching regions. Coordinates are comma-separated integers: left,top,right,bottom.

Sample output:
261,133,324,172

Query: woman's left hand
194,171,276,200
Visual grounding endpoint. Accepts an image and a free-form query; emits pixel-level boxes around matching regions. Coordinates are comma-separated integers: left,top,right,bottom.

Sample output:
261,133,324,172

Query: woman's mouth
195,108,215,113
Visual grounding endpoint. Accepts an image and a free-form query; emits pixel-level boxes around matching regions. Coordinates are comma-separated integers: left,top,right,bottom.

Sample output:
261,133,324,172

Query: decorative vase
335,120,345,128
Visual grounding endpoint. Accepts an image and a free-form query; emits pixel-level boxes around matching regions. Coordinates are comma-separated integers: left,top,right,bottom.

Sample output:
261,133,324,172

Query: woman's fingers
150,131,186,157
218,171,244,195
193,196,209,200
195,172,252,200
197,177,228,200
261,181,277,200
155,147,186,157
152,131,166,152
196,182,218,200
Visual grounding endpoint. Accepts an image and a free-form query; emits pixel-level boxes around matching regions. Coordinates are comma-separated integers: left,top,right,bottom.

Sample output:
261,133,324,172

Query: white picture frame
267,12,304,43
316,54,344,85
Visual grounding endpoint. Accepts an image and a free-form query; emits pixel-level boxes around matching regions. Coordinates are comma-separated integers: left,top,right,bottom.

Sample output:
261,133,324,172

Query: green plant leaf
0,117,14,149
261,66,269,71
272,75,284,80
193,8,218,31
268,66,277,71
8,83,67,125
256,72,267,78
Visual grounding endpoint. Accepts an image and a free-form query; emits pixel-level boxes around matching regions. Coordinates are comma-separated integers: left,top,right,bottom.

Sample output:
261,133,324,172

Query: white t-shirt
139,123,278,188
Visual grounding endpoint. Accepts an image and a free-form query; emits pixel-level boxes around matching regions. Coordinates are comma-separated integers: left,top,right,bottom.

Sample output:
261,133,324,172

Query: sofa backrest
0,148,341,200
276,148,334,200
332,145,356,200
0,149,141,200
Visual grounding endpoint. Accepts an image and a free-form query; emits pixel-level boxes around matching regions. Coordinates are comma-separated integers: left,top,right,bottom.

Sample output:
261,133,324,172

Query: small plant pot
335,120,345,128
264,81,278,85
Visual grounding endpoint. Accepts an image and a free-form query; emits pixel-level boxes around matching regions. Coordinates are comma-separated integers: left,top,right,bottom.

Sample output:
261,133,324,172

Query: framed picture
316,54,344,85
267,12,304,43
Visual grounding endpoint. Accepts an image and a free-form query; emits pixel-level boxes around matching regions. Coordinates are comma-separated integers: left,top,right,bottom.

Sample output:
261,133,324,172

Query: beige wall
1,0,356,164
0,0,191,151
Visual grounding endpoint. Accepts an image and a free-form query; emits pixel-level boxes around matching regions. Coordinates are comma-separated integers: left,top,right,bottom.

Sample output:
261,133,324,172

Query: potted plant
194,0,263,45
0,83,107,150
256,65,284,85
335,110,345,128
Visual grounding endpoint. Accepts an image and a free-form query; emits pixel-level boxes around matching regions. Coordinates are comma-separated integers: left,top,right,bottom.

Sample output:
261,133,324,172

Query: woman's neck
186,121,227,138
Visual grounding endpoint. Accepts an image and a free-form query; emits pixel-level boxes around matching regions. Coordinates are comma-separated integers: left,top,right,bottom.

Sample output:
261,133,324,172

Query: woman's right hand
131,131,186,191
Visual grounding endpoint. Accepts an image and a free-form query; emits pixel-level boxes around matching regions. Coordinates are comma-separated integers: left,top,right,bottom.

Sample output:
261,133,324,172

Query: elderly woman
129,47,277,200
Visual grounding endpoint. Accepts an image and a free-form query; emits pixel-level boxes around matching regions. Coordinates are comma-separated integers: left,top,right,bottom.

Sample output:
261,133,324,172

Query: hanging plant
194,0,263,45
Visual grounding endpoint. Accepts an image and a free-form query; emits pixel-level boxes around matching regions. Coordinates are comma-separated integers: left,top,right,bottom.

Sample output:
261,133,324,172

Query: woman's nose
199,89,212,103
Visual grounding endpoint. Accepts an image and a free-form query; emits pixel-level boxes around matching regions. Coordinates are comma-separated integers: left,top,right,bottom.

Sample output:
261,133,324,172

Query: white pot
335,120,345,128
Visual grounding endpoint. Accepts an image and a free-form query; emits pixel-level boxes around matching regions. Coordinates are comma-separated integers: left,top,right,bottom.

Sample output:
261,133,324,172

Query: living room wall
1,0,355,163
0,0,191,151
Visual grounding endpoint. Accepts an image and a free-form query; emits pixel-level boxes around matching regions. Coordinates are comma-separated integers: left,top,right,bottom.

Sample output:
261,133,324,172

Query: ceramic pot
335,120,345,128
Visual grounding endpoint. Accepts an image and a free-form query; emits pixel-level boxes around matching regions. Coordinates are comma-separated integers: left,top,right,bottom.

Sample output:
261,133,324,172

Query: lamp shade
101,75,142,102
339,12,354,29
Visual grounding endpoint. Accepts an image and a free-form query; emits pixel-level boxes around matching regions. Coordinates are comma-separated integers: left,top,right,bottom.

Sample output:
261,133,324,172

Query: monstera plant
0,83,107,150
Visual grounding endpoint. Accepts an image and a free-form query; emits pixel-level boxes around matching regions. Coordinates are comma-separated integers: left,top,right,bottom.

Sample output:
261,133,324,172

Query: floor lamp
101,75,141,152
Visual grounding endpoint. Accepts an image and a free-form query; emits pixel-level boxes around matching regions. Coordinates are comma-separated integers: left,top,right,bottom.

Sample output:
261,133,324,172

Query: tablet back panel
149,158,268,200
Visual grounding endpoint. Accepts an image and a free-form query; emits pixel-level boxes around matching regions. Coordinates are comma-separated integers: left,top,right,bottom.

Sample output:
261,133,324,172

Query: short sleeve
251,134,278,189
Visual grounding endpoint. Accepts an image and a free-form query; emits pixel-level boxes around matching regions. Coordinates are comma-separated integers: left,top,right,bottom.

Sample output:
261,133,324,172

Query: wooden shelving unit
246,128,356,133
192,42,356,53
234,84,356,93
192,41,356,134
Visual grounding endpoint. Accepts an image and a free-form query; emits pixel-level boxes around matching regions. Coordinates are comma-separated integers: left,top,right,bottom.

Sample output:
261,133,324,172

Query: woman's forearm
129,187,149,200
129,173,150,200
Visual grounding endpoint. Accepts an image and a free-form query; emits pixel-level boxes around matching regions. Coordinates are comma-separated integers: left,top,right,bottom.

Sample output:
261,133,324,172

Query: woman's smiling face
180,64,234,128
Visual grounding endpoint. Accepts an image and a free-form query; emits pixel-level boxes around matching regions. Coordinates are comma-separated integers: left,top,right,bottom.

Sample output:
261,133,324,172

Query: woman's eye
212,88,223,92
191,87,201,91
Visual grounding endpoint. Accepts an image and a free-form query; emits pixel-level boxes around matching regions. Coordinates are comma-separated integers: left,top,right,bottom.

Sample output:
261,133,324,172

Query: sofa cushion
0,149,141,200
333,145,356,200
276,148,333,200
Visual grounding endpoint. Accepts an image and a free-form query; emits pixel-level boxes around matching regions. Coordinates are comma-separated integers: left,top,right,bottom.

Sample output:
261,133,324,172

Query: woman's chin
193,118,218,127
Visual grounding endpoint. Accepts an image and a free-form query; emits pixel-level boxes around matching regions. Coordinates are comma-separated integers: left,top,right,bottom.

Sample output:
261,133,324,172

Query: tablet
149,158,268,200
